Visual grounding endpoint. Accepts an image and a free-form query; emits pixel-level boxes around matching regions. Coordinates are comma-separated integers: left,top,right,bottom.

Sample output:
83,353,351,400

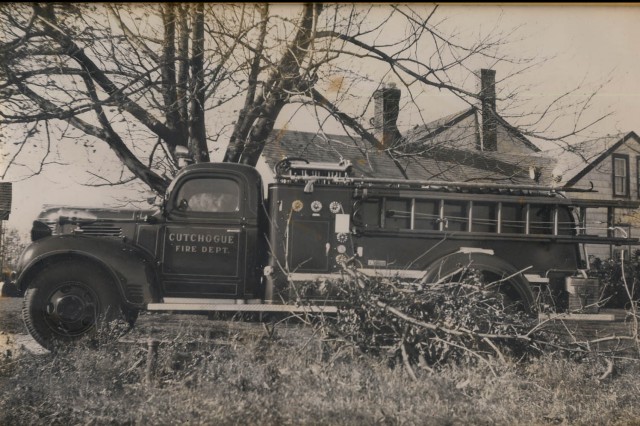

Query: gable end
565,131,640,187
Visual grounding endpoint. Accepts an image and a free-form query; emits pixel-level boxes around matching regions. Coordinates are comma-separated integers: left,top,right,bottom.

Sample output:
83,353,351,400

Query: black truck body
12,160,639,349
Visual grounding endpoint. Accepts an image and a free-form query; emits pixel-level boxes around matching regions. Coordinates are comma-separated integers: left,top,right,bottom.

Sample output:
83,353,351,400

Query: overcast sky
3,4,640,236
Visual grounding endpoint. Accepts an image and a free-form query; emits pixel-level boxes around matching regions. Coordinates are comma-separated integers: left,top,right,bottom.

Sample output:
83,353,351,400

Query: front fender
16,235,158,307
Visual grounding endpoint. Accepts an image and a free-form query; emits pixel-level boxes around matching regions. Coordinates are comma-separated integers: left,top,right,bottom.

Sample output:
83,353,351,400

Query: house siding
567,136,640,260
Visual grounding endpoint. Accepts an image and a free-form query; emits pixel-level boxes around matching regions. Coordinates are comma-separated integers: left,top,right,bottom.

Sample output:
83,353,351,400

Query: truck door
160,169,260,299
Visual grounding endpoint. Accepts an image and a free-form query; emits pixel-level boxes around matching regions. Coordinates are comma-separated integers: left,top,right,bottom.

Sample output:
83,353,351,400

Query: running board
147,302,337,313
538,313,616,321
524,274,550,284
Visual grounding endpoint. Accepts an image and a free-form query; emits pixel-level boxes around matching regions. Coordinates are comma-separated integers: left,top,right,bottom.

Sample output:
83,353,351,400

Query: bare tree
0,3,607,192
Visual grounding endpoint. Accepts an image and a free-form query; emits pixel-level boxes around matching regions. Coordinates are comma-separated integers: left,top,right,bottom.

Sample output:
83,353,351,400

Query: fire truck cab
149,162,264,300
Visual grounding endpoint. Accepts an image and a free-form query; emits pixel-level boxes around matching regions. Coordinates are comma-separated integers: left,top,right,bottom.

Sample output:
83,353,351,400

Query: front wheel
22,261,128,350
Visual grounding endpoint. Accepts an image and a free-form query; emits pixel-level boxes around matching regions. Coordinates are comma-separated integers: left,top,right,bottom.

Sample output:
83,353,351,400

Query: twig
599,358,615,381
400,340,417,382
620,255,640,348
417,354,434,373
431,336,497,377
482,337,506,363
262,322,276,340
485,265,533,288
432,267,465,285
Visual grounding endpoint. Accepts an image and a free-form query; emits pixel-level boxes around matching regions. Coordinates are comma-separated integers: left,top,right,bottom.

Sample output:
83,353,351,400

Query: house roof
261,128,548,184
396,106,554,184
263,129,407,180
261,100,559,185
547,131,640,186
401,107,541,154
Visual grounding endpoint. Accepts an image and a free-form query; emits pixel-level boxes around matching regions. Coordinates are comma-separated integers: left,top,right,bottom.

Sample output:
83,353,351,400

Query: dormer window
612,154,629,197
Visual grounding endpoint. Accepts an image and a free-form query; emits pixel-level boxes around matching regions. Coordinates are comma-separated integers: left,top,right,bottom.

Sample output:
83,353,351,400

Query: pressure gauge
292,200,303,212
336,245,347,254
311,200,323,212
329,201,342,214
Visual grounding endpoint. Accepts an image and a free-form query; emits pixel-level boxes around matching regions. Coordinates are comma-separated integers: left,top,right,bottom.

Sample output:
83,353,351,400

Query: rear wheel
22,261,129,350
423,253,535,313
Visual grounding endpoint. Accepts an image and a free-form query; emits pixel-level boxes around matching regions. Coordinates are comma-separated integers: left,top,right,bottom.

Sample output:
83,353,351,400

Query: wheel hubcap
53,294,86,322
45,283,98,335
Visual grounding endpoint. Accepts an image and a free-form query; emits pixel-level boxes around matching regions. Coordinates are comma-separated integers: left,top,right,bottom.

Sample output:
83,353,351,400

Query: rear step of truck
147,298,338,313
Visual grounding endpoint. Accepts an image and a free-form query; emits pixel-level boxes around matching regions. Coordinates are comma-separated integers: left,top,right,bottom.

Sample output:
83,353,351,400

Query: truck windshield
176,178,240,213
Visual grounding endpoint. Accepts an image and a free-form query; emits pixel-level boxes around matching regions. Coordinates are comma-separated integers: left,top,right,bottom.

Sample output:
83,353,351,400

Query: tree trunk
188,3,208,163
223,4,269,164
224,3,322,166
176,4,190,131
160,3,185,148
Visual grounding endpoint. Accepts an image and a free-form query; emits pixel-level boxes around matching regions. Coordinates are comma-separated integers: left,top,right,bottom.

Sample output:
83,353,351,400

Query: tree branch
33,4,180,148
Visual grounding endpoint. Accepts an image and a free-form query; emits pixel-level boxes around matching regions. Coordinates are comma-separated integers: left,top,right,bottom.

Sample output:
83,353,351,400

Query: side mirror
178,199,189,211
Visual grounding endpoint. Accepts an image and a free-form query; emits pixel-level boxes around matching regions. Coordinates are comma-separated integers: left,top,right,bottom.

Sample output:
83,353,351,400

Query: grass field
2,313,640,425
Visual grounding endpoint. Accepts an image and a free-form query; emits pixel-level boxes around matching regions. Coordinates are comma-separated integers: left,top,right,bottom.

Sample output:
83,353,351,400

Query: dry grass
2,317,640,425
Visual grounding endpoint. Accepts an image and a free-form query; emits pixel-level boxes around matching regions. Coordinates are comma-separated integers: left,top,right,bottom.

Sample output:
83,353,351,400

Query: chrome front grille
78,223,123,237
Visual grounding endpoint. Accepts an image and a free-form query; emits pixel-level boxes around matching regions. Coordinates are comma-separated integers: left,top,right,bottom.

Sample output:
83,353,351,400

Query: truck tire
423,252,535,313
22,261,128,351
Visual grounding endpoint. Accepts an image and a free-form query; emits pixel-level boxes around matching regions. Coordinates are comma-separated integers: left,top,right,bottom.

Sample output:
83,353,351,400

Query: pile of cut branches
318,266,561,377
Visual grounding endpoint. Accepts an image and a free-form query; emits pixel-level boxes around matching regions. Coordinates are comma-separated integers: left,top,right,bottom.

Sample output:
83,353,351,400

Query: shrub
589,256,640,309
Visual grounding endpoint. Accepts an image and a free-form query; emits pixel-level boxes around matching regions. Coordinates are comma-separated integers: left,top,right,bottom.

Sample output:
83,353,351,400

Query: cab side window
176,178,240,213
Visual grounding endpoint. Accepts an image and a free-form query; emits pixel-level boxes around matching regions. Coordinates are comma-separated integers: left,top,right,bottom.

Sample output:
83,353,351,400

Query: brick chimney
478,69,497,151
373,83,402,149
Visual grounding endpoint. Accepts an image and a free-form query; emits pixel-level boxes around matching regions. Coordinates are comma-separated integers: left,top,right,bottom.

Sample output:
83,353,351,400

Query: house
397,69,554,184
257,69,639,261
258,69,553,187
548,132,640,260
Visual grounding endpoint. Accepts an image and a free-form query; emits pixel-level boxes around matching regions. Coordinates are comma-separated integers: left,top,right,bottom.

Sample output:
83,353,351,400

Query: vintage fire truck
12,159,639,349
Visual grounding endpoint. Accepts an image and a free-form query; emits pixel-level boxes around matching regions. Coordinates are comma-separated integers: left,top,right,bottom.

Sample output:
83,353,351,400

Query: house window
637,157,640,197
612,154,629,197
